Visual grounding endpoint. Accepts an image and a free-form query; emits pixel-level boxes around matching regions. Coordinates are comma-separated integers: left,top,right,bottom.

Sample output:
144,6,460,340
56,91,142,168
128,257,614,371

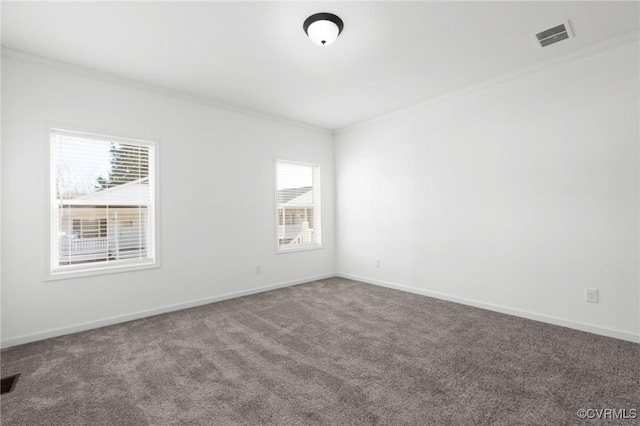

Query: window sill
46,259,160,281
276,244,323,254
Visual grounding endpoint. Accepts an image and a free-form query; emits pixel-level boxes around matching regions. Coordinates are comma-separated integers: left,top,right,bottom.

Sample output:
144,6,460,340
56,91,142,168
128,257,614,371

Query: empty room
1,1,638,425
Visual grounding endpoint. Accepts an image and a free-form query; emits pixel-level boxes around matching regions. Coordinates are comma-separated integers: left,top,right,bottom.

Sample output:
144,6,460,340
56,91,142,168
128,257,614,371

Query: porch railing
60,237,109,255
59,237,147,263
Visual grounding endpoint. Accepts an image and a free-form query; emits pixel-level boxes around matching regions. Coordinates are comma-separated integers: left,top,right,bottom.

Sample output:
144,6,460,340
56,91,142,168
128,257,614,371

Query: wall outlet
585,288,598,303
255,264,261,274
375,258,380,268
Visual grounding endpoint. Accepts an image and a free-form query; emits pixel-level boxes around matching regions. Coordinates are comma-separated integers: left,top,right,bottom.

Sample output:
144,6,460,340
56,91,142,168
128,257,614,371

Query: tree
57,162,102,199
95,143,149,190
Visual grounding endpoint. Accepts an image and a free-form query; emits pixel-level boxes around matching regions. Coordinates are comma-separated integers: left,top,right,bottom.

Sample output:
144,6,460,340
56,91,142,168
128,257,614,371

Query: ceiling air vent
534,20,573,47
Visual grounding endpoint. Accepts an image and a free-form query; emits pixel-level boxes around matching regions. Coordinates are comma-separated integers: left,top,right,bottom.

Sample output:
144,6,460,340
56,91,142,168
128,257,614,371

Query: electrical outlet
375,258,380,268
255,265,261,274
585,288,598,303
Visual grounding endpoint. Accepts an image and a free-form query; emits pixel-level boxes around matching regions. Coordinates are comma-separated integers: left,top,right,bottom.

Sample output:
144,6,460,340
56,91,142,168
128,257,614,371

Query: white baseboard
1,273,334,349
337,273,640,344
4,272,637,348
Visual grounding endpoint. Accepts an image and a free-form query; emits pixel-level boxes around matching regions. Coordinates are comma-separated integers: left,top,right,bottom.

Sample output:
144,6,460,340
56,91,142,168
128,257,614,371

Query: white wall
3,40,638,347
335,40,640,342
1,52,335,346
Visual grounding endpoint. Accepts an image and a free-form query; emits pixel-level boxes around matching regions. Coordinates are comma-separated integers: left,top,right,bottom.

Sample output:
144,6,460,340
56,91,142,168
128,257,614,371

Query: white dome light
303,13,344,47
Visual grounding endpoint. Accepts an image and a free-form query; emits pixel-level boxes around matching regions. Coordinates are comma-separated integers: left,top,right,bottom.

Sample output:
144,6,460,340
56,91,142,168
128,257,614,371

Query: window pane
276,160,321,251
51,130,155,273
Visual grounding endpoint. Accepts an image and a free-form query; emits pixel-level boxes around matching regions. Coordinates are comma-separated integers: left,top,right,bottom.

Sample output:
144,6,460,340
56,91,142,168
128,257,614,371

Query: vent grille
534,20,573,47
1,374,20,394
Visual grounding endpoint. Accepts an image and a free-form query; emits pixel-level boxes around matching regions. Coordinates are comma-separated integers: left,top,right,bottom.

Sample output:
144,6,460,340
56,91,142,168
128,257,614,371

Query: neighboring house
277,186,315,246
56,177,150,265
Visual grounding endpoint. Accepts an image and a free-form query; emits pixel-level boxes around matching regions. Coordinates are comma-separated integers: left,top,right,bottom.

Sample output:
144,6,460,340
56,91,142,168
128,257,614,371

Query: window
276,160,321,252
50,129,156,276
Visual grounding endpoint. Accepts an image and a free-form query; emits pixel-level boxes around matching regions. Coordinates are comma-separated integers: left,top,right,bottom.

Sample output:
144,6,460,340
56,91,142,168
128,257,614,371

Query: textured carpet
1,278,638,425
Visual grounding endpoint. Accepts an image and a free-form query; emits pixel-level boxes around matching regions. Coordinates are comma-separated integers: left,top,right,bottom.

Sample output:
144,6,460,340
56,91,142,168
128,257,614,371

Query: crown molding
3,27,638,137
1,47,333,136
335,29,640,136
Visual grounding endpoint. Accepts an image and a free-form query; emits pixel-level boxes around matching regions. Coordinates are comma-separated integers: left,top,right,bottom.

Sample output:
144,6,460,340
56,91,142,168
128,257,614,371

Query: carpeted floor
1,278,638,425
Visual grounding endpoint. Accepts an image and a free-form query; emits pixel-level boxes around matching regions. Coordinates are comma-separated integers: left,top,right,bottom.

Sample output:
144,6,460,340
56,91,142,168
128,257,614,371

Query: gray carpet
1,278,638,425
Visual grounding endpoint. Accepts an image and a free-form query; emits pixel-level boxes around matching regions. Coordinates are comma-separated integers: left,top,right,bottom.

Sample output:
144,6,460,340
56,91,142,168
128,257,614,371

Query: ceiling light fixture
303,13,344,47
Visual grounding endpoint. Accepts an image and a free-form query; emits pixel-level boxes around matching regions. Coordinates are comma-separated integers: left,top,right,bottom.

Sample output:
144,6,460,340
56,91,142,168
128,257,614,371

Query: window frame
46,127,160,281
274,159,322,254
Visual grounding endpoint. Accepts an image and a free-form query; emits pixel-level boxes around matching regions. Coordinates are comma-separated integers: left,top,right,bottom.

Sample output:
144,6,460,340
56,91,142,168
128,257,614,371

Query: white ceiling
2,1,639,131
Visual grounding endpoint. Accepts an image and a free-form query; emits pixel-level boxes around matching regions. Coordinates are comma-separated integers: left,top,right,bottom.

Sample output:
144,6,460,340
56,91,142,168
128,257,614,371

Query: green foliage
95,143,149,190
